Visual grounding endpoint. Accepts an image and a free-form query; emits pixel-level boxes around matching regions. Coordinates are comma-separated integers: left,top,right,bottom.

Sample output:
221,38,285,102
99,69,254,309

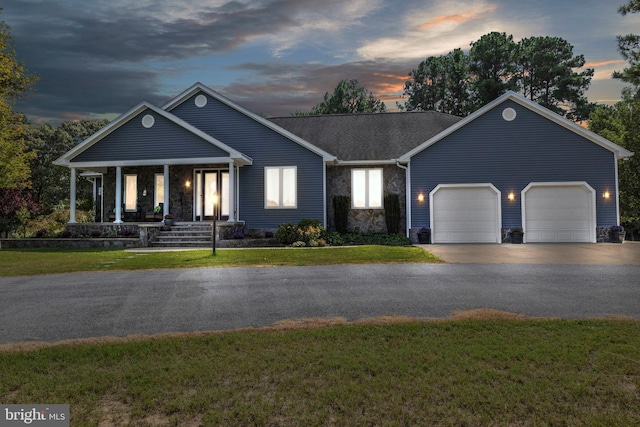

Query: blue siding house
55,84,632,244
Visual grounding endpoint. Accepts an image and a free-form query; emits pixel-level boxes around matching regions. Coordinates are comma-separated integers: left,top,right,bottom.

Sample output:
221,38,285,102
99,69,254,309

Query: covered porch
67,161,249,225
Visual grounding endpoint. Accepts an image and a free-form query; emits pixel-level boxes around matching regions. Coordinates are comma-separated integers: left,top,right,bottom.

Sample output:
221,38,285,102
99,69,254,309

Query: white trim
57,156,251,169
429,183,502,244
228,161,235,222
162,82,337,162
114,166,123,224
54,101,253,167
399,91,634,162
264,166,297,209
521,181,596,243
163,165,170,217
323,162,327,228
69,168,77,224
614,154,621,224
335,159,400,166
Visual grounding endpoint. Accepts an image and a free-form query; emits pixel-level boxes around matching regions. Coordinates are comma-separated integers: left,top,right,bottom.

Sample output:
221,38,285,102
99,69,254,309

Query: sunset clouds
3,0,639,123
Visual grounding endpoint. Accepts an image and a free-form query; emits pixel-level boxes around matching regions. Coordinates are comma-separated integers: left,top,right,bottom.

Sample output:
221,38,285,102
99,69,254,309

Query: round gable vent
195,94,208,108
502,107,517,122
141,114,155,128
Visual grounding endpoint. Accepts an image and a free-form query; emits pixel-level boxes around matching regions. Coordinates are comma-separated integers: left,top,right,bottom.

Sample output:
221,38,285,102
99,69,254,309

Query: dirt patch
1,309,638,353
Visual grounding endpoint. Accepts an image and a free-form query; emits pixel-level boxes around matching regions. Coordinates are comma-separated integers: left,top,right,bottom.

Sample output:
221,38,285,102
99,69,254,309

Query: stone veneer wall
326,164,406,234
102,165,223,222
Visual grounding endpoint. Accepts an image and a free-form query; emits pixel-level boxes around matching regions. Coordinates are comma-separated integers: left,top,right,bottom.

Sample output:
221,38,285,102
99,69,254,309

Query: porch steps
150,224,213,248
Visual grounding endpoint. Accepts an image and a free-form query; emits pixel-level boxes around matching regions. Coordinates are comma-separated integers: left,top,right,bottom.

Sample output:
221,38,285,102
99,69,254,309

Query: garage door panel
432,185,500,243
523,184,595,243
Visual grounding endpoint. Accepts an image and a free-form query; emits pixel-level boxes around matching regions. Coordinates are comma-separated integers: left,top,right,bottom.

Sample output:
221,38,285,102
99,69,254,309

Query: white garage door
523,183,596,243
430,184,501,243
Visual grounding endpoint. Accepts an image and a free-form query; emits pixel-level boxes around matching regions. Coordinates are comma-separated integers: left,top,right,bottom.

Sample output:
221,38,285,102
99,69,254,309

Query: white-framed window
352,168,383,209
154,174,164,208
265,166,297,208
124,174,137,211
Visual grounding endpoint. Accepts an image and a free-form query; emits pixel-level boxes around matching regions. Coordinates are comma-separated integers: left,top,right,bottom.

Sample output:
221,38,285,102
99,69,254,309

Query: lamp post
212,192,219,255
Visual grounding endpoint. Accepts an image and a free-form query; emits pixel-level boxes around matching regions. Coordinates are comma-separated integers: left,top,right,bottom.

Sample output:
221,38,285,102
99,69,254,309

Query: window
265,166,296,208
154,174,164,208
124,174,137,211
352,168,382,208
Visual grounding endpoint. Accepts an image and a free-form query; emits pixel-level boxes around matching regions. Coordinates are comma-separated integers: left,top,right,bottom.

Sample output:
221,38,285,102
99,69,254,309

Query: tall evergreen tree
468,32,518,107
614,1,640,86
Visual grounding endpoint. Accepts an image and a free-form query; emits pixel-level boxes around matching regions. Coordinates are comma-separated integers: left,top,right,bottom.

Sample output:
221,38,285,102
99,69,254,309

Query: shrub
264,230,274,238
35,229,48,238
233,230,245,239
117,227,138,237
90,230,102,238
333,195,350,234
323,231,344,246
298,218,322,229
384,193,401,234
275,223,299,245
341,232,410,246
292,241,306,247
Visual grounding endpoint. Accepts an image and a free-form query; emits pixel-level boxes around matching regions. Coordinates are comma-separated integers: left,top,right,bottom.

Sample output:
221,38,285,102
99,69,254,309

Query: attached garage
430,184,502,243
522,182,596,243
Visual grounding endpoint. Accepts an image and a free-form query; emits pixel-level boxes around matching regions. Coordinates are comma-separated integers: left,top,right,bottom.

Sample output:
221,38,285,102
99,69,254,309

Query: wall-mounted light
142,188,147,197
417,193,425,202
185,180,191,188
507,192,515,201
603,191,610,200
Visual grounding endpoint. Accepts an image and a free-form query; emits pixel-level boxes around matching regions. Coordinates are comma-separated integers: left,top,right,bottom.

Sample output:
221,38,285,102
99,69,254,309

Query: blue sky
5,0,640,124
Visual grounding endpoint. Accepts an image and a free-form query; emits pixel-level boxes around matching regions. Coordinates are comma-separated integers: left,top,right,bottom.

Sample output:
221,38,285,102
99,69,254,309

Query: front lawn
2,318,639,425
0,245,443,277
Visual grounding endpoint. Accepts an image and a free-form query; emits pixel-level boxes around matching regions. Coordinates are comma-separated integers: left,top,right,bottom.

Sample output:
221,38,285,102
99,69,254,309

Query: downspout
396,161,410,238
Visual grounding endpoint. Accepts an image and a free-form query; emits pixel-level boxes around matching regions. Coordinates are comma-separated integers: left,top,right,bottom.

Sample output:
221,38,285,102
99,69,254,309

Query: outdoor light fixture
508,192,515,201
417,193,425,202
185,180,191,188
142,188,147,197
603,191,610,199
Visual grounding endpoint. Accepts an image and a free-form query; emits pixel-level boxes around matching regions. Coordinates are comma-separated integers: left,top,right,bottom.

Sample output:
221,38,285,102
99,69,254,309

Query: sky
4,0,640,125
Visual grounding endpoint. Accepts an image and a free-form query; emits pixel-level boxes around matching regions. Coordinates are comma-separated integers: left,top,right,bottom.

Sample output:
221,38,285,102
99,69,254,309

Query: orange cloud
419,3,498,31
584,59,626,68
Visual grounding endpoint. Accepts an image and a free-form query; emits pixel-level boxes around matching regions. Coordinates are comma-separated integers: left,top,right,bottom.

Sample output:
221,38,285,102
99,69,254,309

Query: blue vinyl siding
410,100,618,229
72,110,230,162
169,93,325,228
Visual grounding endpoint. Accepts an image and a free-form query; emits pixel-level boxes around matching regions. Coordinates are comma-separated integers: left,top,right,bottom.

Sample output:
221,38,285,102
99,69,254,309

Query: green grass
1,319,639,426
0,246,443,277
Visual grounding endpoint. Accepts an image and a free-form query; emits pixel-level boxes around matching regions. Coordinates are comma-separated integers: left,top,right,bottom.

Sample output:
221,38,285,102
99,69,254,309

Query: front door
194,170,229,221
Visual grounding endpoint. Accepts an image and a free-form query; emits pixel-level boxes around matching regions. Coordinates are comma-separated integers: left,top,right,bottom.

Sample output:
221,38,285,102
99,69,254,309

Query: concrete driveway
424,242,640,265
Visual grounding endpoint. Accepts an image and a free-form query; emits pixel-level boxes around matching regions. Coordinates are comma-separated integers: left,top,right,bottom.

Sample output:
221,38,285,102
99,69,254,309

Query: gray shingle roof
268,111,463,162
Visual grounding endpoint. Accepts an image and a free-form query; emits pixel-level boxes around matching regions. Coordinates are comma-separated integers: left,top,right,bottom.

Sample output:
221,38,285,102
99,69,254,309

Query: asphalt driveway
1,262,639,344
424,242,640,265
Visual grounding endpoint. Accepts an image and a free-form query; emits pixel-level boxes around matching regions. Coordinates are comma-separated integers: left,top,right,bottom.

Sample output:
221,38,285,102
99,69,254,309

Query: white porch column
163,164,170,216
228,161,235,222
69,167,77,224
114,166,123,223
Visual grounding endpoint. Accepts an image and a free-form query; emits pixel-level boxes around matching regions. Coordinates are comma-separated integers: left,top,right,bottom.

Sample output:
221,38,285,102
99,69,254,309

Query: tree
0,187,39,237
301,79,386,115
0,11,38,189
468,32,518,107
589,90,640,237
515,36,594,120
402,49,474,116
25,119,109,213
614,1,640,86
403,32,594,121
